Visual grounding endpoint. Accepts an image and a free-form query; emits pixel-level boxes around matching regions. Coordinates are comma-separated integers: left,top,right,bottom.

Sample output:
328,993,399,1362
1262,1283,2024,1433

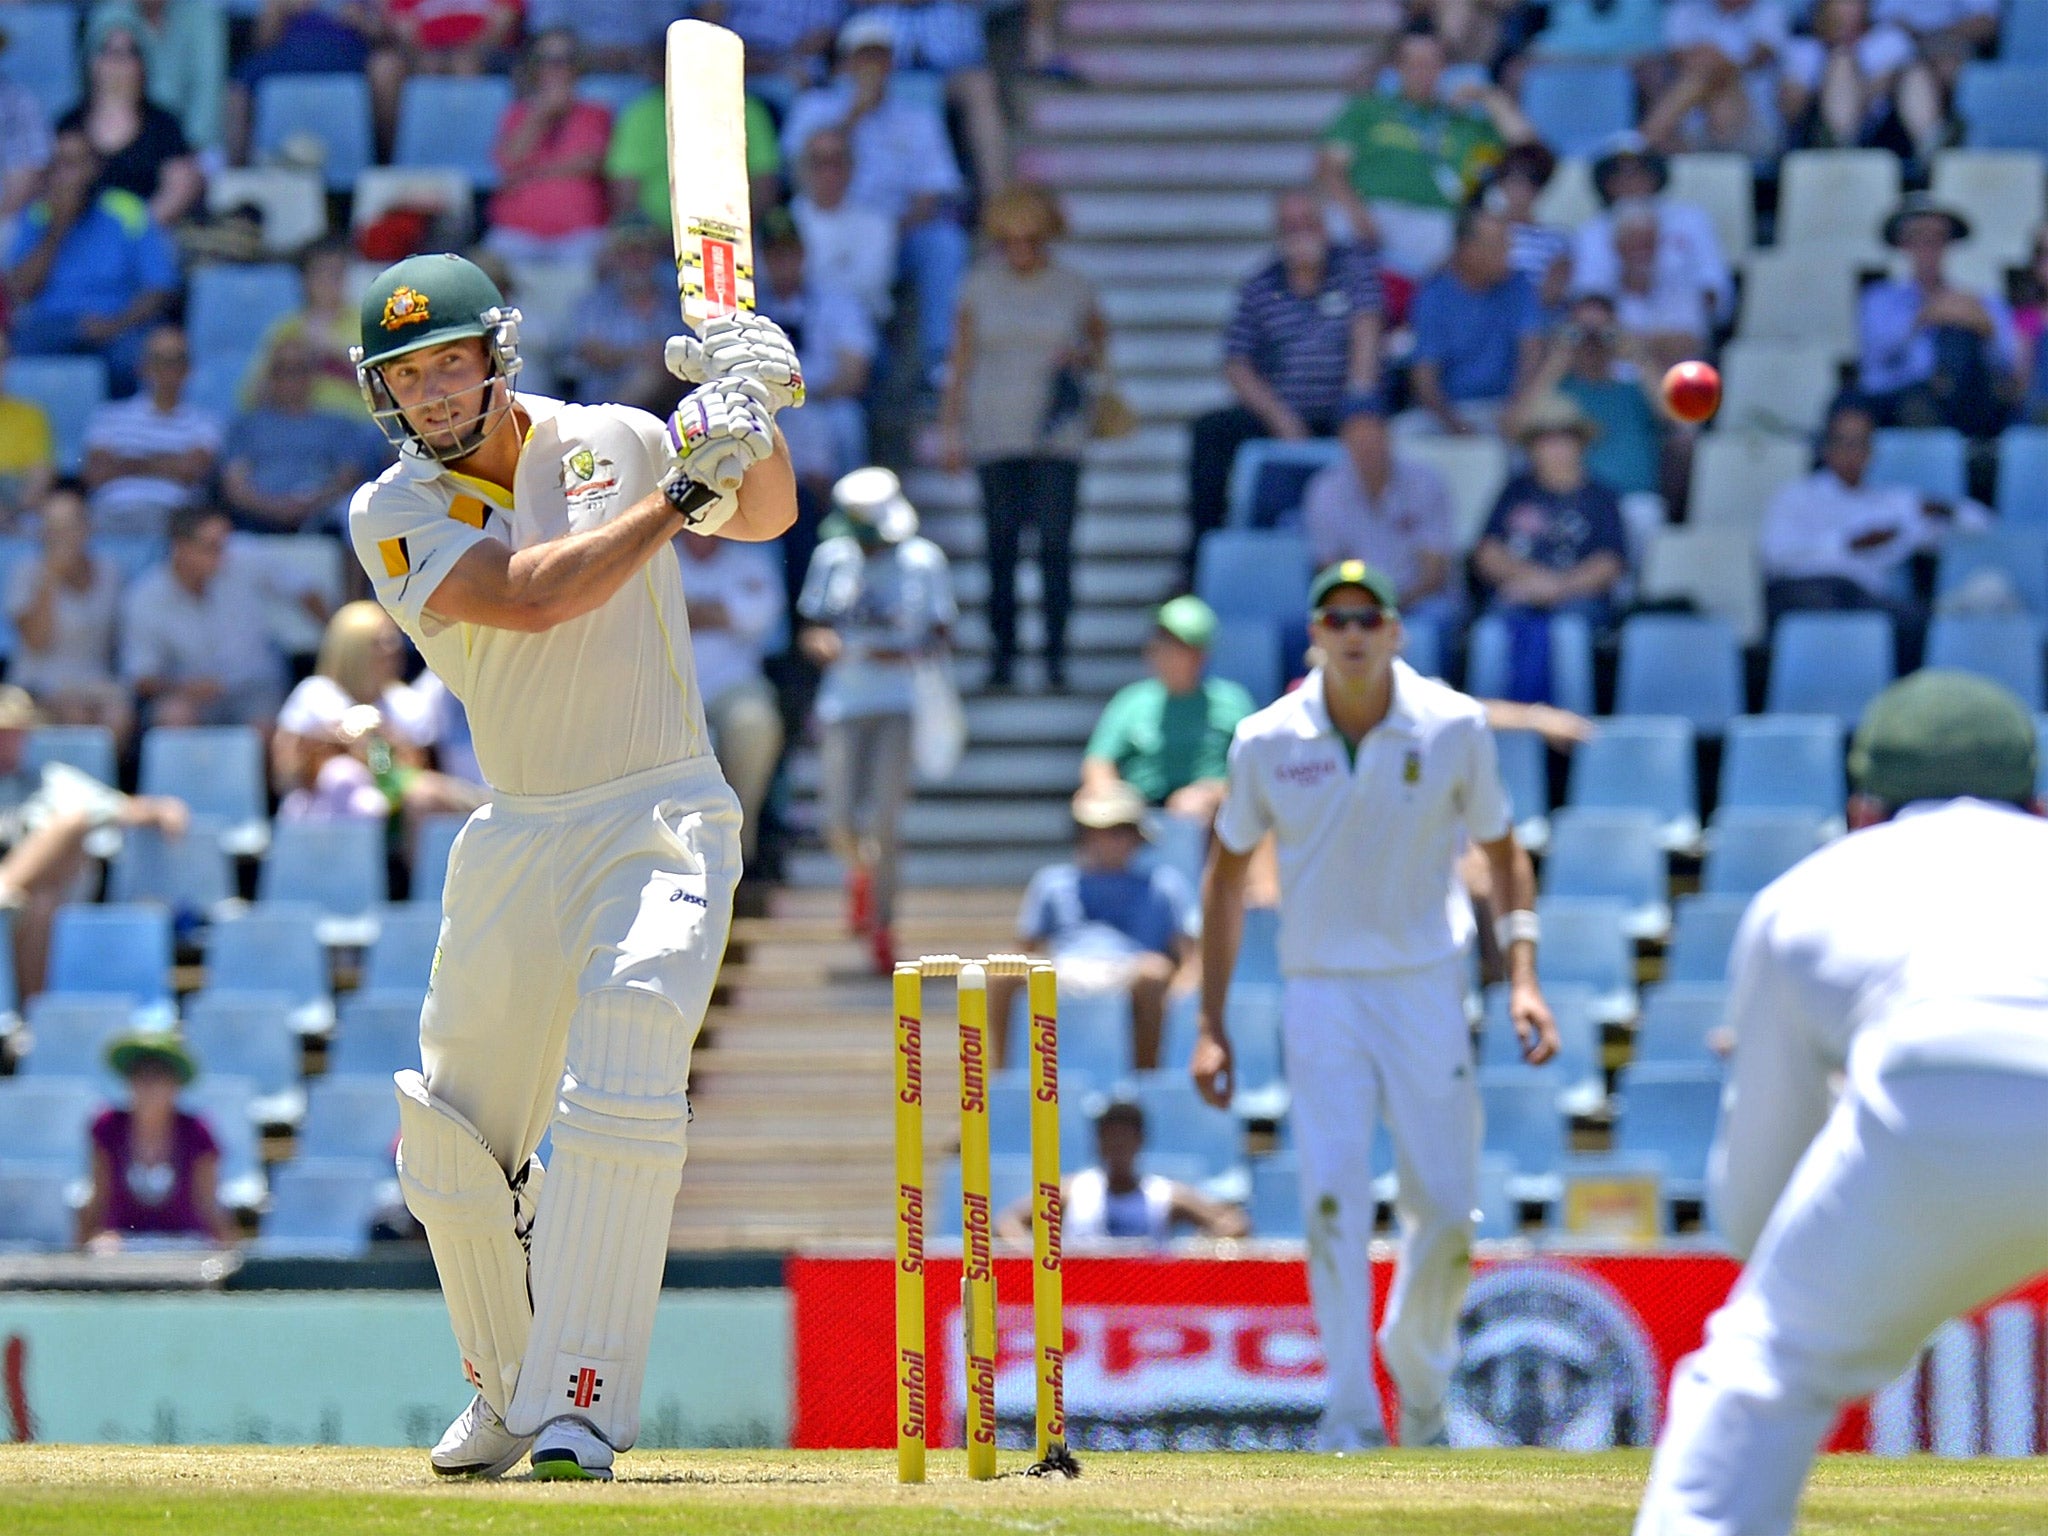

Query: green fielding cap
357,253,507,369
1850,669,2038,807
1154,594,1217,649
1309,559,1400,615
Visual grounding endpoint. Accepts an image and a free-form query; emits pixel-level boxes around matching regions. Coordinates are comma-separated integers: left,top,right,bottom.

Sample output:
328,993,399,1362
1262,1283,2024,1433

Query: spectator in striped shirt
1185,187,1384,567
80,323,221,540
1478,142,1572,315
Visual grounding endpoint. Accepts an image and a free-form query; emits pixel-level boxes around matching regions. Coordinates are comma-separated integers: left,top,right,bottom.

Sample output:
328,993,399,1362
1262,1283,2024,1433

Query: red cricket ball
1661,361,1721,424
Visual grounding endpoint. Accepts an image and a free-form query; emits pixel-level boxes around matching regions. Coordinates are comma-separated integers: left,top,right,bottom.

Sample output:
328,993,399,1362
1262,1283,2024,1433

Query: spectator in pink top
78,1031,239,1250
484,30,612,268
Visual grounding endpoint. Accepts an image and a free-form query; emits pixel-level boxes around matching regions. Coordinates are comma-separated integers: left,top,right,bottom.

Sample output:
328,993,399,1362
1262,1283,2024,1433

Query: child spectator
79,1030,240,1251
995,1098,1248,1248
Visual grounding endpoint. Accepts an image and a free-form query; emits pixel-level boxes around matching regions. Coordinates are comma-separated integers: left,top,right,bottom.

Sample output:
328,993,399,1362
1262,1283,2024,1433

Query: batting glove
664,313,805,414
664,375,775,502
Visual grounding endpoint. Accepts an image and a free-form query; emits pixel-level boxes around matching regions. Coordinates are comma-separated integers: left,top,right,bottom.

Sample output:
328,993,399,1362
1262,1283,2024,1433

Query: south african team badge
1403,749,1422,784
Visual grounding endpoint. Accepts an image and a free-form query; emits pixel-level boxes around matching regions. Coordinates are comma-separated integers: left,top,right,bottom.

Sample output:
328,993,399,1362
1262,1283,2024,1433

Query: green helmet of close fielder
352,253,523,461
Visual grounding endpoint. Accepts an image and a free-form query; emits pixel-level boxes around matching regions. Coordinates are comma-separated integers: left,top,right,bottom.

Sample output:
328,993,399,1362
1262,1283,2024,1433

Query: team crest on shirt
382,286,431,329
1403,750,1422,784
562,446,620,515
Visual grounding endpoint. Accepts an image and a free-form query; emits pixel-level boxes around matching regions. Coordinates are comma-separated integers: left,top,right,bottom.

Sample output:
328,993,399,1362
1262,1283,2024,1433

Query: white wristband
1494,909,1540,950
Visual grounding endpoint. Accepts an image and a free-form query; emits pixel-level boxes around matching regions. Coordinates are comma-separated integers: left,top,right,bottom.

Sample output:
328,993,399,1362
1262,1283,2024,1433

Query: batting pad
394,1070,533,1415
506,987,695,1447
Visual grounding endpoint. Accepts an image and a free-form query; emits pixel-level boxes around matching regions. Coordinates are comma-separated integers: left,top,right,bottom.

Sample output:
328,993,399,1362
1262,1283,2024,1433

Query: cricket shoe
431,1393,533,1478
530,1416,616,1481
1399,1399,1450,1449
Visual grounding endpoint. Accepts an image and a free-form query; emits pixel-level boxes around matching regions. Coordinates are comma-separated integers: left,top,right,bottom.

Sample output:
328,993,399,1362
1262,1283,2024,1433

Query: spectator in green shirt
606,72,783,227
1315,24,1533,277
1082,596,1255,824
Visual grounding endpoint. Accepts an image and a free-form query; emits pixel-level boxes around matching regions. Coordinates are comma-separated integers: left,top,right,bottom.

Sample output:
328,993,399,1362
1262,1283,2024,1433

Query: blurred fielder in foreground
1637,670,2048,1535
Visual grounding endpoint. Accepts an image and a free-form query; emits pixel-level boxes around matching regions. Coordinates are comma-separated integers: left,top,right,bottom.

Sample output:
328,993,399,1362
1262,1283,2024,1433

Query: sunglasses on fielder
1313,606,1389,631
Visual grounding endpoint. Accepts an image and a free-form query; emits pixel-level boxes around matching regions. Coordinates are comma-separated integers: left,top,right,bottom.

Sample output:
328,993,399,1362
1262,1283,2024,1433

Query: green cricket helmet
352,253,524,462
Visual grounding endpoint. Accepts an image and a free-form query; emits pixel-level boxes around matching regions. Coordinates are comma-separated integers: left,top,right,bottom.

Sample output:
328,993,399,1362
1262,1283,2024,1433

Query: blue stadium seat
1665,894,1752,984
361,904,442,994
1765,612,1895,721
0,6,80,119
1222,981,1287,1114
1206,618,1282,704
1465,612,1595,715
257,1158,389,1258
1997,426,2048,525
1634,983,1728,1069
258,821,389,945
577,72,647,116
205,904,333,1035
179,1074,264,1204
1534,0,1663,58
1565,716,1700,851
1235,906,1281,985
107,819,236,915
411,814,466,905
1479,1072,1567,1180
24,726,116,786
48,904,172,1008
330,990,425,1078
1495,728,1551,852
1479,981,1602,1112
1935,527,2048,616
1869,428,1967,502
187,264,303,374
17,993,135,1081
1248,1150,1302,1239
253,73,374,190
1703,808,1830,896
140,727,269,856
1519,62,1637,156
1534,895,1638,1022
1476,1152,1522,1239
1926,613,2046,707
0,1163,77,1248
8,355,107,475
181,991,299,1100
1194,530,1314,622
1958,63,2048,153
932,1153,1035,1240
1147,811,1208,893
393,75,517,187
1054,989,1133,1085
0,1078,102,1172
988,1066,1092,1162
1129,1071,1245,1175
298,1073,401,1162
1541,809,1669,939
1718,715,1846,821
2005,0,2048,62
1225,440,1342,528
1614,1063,1723,1198
0,909,20,1035
1401,617,1442,679
91,535,166,588
2039,714,2048,798
1615,615,1744,731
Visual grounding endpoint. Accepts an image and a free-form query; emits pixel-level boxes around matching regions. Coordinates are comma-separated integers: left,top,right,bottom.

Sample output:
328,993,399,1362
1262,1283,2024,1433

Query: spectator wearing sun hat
77,1030,240,1251
1082,596,1257,826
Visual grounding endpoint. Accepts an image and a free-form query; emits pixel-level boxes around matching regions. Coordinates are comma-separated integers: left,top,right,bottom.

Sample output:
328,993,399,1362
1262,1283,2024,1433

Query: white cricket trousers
1283,958,1480,1442
1636,1068,2048,1536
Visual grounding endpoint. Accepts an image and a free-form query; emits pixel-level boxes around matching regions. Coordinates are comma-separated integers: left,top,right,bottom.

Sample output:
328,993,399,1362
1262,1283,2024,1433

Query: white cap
278,676,381,745
831,465,919,544
837,13,898,54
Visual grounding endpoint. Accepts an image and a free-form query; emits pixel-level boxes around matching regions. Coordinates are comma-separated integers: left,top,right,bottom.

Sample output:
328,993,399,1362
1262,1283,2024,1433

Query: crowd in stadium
0,0,2045,1256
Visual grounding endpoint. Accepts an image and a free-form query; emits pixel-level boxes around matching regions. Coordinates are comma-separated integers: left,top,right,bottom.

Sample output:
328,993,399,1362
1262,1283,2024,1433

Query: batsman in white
1636,669,2048,1535
344,251,800,1480
1195,559,1558,1452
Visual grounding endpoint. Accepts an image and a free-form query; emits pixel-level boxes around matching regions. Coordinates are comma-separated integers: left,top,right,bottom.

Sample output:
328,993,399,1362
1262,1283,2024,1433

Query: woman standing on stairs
938,184,1107,692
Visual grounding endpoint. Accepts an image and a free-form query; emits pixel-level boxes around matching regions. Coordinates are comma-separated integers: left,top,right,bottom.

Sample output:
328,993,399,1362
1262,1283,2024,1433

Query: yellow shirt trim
642,564,699,757
447,495,487,529
377,536,410,577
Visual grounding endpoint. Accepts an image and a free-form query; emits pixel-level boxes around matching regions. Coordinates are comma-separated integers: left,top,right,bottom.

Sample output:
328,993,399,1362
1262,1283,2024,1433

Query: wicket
894,955,1078,1482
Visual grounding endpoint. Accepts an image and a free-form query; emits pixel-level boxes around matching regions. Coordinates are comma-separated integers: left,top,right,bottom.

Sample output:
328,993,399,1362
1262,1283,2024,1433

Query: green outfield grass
3,1446,2047,1534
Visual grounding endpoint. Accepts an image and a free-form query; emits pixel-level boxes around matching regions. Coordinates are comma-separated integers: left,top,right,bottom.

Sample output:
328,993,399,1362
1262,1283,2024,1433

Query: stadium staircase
679,2,1368,1247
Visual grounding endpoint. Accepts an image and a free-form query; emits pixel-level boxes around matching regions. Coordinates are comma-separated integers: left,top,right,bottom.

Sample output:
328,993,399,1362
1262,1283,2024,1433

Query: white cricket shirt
1215,661,1512,976
1712,799,2048,1255
347,393,711,798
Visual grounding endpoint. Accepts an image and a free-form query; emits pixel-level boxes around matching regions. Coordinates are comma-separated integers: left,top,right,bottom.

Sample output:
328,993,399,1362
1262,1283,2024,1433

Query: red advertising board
789,1251,2048,1455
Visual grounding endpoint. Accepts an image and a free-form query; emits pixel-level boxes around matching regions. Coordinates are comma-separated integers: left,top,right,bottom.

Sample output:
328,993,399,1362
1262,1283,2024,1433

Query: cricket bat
664,17,754,515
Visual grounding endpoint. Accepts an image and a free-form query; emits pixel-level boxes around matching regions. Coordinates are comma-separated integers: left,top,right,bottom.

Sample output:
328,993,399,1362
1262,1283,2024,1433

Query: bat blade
665,18,753,335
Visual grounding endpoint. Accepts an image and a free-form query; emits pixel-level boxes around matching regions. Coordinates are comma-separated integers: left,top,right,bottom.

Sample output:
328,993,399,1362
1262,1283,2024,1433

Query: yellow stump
1027,963,1068,1466
956,963,999,1480
893,964,927,1485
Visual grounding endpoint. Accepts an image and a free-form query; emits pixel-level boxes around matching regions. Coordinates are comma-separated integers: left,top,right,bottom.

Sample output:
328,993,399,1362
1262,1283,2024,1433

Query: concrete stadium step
949,604,1160,654
1123,374,1234,418
949,558,1179,608
903,465,1182,515
1109,331,1225,372
783,847,1061,889
1067,1,1384,41
1021,141,1317,189
963,691,1118,742
1084,423,1189,468
1100,286,1237,327
779,799,1076,850
1061,241,1264,286
1065,190,1285,240
1067,42,1371,87
920,511,1186,561
787,744,1099,798
1031,88,1344,139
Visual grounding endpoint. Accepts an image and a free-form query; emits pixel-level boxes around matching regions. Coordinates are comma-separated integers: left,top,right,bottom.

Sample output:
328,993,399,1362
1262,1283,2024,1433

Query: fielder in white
344,252,799,1480
1637,669,2048,1535
1195,559,1558,1451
